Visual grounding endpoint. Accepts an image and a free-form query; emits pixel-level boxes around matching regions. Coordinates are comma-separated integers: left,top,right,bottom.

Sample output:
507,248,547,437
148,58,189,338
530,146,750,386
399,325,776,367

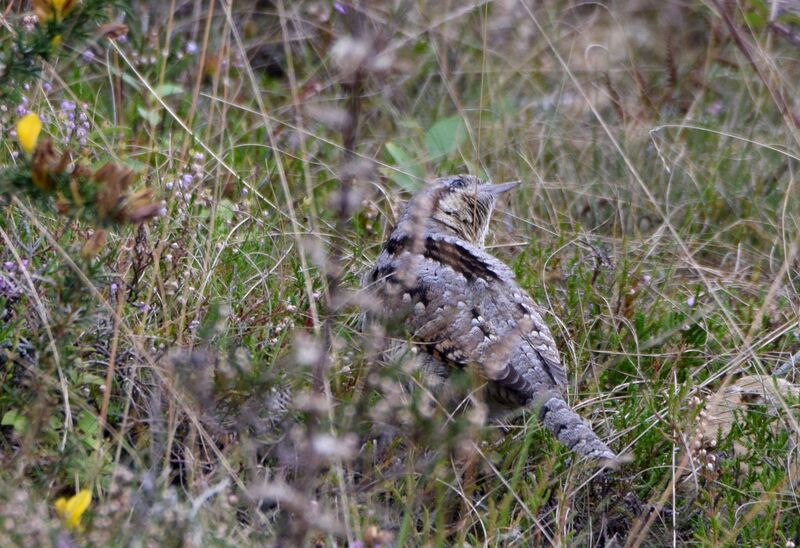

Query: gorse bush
1,0,128,102
1,0,800,546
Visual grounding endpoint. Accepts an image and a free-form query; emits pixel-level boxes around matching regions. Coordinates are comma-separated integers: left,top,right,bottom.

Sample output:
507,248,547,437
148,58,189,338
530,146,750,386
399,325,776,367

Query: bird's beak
480,181,519,195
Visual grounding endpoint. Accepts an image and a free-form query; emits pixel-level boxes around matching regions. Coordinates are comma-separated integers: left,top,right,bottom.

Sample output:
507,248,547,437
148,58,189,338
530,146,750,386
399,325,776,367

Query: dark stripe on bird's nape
384,235,501,282
422,237,500,282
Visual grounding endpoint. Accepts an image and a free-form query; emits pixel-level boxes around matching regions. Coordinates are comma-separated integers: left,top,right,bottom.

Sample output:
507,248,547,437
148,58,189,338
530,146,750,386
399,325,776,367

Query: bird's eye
449,178,466,190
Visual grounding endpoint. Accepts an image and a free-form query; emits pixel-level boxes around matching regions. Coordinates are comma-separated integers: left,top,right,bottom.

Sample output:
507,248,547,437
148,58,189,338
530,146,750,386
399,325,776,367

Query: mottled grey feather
363,175,615,461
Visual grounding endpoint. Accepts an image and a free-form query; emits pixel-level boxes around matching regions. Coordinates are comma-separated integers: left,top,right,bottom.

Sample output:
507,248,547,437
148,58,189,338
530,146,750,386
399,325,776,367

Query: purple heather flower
334,1,346,14
110,283,119,294
180,174,193,188
0,274,20,299
16,104,27,116
21,15,37,32
82,50,95,63
43,82,52,93
186,41,199,55
707,101,724,116
3,261,14,272
60,100,76,111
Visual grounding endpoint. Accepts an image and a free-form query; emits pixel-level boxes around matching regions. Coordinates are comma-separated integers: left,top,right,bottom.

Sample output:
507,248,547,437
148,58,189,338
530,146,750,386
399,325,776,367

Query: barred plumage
363,175,615,461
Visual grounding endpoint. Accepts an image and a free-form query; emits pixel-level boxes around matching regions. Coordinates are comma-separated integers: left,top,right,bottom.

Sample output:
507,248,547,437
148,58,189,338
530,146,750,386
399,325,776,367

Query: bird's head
400,174,518,246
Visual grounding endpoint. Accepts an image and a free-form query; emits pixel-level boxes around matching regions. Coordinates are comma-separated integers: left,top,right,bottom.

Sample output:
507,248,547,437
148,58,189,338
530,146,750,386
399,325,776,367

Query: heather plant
1,0,800,546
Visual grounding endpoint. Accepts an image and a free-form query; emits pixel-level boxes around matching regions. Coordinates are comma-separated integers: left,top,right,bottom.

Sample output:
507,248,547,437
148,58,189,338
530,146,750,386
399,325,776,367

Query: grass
1,0,800,545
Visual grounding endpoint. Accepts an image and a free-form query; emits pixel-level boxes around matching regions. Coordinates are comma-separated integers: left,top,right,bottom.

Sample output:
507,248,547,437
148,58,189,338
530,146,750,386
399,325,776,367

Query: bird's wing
514,295,567,388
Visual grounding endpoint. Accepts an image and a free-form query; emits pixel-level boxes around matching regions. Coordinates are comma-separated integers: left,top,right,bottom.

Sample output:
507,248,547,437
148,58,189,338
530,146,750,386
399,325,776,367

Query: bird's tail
539,397,616,461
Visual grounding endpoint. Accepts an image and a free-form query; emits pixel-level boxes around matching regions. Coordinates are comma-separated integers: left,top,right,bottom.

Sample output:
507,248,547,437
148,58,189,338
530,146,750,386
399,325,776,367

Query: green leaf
120,72,143,91
780,11,800,27
424,116,466,159
196,300,231,340
2,409,27,432
743,10,766,29
76,372,106,386
153,83,184,98
217,199,235,223
137,105,161,126
743,0,767,29
385,142,424,191
386,141,411,164
78,410,98,436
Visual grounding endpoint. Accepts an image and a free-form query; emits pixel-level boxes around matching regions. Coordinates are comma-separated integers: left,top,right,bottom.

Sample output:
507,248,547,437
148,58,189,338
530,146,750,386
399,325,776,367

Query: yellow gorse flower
33,0,79,22
54,489,91,530
16,113,42,154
